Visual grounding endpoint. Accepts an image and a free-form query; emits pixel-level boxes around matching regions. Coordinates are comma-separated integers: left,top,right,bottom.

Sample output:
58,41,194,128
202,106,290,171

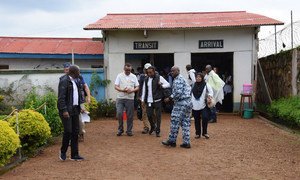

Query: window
0,65,9,69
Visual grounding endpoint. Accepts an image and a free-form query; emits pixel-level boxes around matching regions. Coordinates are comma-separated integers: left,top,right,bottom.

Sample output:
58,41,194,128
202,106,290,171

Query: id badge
148,103,151,107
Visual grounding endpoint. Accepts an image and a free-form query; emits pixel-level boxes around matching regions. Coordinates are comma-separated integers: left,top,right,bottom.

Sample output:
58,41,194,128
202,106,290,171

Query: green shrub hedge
85,96,98,120
7,109,51,155
0,120,21,167
24,89,63,136
97,99,116,118
268,96,300,128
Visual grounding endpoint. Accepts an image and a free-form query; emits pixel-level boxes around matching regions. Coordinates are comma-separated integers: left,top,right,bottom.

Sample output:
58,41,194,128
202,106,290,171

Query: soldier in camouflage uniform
162,66,192,148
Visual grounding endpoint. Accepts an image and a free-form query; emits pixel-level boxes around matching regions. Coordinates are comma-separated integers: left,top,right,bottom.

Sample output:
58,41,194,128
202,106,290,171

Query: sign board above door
199,40,224,49
133,41,158,50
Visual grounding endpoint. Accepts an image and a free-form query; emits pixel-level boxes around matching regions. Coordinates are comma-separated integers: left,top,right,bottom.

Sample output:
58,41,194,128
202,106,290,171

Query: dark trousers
116,99,134,134
60,106,80,157
192,107,210,136
146,101,162,133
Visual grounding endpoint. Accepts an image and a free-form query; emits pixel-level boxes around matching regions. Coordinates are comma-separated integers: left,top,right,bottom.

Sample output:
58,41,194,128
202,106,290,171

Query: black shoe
59,152,66,161
117,131,123,136
161,140,176,147
142,128,149,134
208,119,217,123
195,135,201,139
180,143,191,148
127,132,133,136
149,126,156,135
156,132,161,137
70,155,84,161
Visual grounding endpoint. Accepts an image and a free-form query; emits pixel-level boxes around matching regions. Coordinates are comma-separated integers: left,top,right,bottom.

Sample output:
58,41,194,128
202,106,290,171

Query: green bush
268,96,300,128
85,96,98,120
7,109,51,155
0,120,21,167
97,99,116,118
24,89,63,136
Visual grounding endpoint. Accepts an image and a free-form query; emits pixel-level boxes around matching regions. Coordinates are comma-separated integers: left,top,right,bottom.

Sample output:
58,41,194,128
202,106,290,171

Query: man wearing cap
137,63,152,134
141,65,170,137
115,63,139,136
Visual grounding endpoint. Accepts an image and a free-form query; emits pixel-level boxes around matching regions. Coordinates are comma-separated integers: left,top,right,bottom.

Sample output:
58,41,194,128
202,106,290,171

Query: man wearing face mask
57,65,85,161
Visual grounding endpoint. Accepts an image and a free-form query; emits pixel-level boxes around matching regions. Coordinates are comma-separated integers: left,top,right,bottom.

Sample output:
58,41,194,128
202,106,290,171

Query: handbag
206,86,216,108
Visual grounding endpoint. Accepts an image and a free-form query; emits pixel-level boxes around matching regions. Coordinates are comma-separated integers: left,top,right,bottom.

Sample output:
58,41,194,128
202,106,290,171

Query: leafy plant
0,120,21,167
7,109,51,155
84,96,98,120
23,88,63,136
0,95,11,115
96,99,116,118
90,71,111,96
268,96,300,128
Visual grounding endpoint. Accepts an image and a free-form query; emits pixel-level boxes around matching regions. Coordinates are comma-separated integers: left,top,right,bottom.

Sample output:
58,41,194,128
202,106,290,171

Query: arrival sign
199,40,224,49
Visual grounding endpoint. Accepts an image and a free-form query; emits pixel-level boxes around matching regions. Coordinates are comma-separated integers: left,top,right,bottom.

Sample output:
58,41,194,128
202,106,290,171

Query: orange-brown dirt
1,114,300,179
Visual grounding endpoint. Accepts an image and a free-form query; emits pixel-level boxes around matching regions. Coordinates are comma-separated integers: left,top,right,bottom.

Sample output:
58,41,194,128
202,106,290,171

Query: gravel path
1,114,300,180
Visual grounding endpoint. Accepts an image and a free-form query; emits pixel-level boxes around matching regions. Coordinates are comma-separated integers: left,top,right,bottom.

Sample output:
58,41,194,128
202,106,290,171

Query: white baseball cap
144,63,152,70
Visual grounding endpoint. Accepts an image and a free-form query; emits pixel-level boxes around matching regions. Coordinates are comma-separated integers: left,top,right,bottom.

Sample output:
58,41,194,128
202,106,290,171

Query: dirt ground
1,114,300,180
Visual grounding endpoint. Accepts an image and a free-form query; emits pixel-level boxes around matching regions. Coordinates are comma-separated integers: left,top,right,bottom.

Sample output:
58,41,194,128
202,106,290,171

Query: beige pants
141,105,150,130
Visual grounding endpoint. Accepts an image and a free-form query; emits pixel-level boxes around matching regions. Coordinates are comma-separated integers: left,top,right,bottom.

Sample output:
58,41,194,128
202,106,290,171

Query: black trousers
60,106,80,157
192,107,210,136
146,101,162,133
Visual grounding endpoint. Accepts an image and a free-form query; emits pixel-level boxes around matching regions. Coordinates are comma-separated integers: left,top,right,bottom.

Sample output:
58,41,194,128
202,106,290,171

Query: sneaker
59,152,66,161
195,135,201,139
180,143,191,148
127,132,133,136
149,126,156,135
142,128,149,134
117,131,123,136
156,132,161,137
70,155,84,161
203,134,210,139
161,140,176,147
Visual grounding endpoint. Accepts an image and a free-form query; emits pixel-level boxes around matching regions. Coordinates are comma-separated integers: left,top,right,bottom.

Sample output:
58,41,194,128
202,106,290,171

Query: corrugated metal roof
84,11,284,30
0,37,103,54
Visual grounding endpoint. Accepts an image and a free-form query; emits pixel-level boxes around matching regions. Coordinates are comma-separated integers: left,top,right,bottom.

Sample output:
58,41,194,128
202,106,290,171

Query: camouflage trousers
168,99,192,144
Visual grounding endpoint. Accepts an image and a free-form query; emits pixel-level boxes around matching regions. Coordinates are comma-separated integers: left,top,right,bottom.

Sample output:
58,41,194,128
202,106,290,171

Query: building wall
104,27,257,110
0,58,103,69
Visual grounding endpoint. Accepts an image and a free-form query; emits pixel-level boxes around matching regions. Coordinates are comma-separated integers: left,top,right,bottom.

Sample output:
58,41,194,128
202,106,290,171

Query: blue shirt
170,74,191,102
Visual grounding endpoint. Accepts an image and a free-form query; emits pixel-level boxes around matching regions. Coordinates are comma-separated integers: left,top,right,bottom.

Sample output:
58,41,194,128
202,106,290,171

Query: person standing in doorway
141,66,170,137
204,65,225,123
191,73,213,139
58,65,84,161
162,66,192,148
138,63,152,134
115,63,139,136
186,64,196,86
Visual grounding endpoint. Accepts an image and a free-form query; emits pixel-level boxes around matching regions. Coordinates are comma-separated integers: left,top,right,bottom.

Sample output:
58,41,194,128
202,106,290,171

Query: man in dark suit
57,65,84,161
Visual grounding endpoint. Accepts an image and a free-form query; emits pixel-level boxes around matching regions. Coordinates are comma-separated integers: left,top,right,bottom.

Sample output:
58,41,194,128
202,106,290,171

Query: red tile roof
84,11,283,30
0,37,103,54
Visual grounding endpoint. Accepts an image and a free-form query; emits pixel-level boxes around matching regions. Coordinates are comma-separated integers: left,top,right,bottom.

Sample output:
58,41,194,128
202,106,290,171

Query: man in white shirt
141,66,170,137
58,65,84,161
186,64,196,86
115,63,139,136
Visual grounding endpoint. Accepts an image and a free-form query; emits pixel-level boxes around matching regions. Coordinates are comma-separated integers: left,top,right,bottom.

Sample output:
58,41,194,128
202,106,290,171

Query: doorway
191,52,234,112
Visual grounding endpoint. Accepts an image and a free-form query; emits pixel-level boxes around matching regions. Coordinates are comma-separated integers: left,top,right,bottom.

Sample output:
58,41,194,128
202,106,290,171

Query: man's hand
63,111,70,119
164,97,170,103
86,96,91,104
126,89,134,94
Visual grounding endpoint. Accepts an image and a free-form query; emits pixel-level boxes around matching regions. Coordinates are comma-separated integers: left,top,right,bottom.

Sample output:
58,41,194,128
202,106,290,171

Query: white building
85,11,283,111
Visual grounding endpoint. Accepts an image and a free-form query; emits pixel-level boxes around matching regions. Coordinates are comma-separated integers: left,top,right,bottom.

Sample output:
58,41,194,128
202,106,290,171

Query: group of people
115,63,225,149
56,62,226,162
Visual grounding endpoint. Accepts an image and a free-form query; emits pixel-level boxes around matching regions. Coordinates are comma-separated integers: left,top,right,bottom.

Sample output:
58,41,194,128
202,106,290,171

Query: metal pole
291,10,294,49
72,49,75,64
44,103,47,115
16,111,22,159
275,25,277,54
